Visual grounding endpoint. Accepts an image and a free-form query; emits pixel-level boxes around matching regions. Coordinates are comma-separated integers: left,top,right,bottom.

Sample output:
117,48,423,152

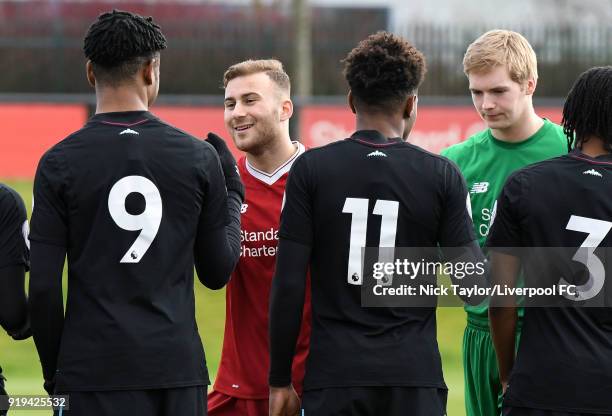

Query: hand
43,379,56,396
8,318,32,341
269,385,300,416
501,380,508,395
206,132,244,201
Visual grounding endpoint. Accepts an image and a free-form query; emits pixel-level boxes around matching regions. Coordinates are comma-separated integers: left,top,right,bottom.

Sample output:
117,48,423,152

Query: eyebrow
224,92,261,103
469,86,510,92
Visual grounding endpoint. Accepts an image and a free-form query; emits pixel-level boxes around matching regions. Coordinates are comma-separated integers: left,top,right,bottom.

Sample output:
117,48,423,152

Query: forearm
489,306,517,385
29,241,65,381
0,265,28,336
194,190,242,289
269,239,310,387
442,241,489,305
488,250,521,386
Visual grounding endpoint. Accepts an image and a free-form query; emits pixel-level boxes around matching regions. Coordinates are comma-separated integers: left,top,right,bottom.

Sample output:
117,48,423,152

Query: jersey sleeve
29,149,69,247
0,186,29,269
197,142,229,231
278,153,314,245
486,171,525,250
438,160,477,246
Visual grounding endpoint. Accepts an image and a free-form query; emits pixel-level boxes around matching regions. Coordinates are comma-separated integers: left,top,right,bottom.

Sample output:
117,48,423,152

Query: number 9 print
108,175,163,264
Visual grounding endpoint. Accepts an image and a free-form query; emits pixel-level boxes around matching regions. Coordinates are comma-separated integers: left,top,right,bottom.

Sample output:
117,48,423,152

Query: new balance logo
583,169,603,178
470,182,489,194
119,128,139,135
367,150,387,158
240,204,248,214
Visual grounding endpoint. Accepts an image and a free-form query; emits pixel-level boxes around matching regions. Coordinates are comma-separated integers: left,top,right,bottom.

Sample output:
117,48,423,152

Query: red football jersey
213,143,311,399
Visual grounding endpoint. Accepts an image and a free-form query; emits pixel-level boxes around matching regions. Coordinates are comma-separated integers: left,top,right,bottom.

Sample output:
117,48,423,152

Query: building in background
1,0,610,177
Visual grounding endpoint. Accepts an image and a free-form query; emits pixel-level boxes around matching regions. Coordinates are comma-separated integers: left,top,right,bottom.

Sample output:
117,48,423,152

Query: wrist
269,375,292,388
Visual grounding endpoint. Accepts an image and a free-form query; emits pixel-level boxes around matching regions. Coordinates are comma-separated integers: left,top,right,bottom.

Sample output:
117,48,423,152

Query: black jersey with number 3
488,151,612,413
279,130,476,390
30,111,228,391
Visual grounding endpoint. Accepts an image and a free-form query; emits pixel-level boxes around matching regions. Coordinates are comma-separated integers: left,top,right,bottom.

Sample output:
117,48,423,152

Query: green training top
441,118,567,323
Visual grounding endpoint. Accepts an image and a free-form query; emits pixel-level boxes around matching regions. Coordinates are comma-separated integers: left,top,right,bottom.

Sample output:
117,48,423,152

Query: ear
348,90,356,114
525,77,537,95
280,98,293,122
142,59,155,86
86,60,96,88
403,95,417,119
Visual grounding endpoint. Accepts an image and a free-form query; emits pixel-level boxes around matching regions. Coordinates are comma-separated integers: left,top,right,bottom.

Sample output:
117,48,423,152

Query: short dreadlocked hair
343,31,426,113
83,10,167,86
562,66,612,152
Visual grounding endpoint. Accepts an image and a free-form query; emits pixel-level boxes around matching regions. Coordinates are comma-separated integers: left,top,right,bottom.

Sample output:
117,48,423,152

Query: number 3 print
560,215,612,301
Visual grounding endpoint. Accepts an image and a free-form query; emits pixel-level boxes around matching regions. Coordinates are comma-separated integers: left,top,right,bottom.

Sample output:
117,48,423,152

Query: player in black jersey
489,66,612,416
0,184,30,416
268,32,487,416
29,10,243,416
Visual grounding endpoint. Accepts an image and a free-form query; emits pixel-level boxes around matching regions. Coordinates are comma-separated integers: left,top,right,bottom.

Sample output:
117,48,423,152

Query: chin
233,137,258,153
485,120,511,130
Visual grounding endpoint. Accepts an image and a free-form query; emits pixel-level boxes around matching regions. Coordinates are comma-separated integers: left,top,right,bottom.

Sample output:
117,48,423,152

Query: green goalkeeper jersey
441,118,567,321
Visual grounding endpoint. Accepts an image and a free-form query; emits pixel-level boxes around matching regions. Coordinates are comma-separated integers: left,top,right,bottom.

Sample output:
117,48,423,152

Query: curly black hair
343,31,426,113
563,66,612,152
83,10,167,86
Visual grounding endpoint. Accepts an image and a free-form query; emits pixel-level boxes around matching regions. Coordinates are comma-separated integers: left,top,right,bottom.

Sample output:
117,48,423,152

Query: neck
355,113,403,140
95,86,149,114
246,133,297,174
579,136,610,157
491,106,544,143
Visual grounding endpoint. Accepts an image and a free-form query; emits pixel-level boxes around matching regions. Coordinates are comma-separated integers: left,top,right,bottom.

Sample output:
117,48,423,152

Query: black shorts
54,386,206,416
302,386,447,416
503,406,606,416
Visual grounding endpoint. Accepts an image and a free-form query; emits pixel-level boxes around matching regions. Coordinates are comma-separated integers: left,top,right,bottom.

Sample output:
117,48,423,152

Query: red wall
301,105,563,154
0,104,563,179
0,104,88,178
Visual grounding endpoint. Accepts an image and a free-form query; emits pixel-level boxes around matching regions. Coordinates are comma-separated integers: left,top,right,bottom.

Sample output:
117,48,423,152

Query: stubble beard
235,119,280,157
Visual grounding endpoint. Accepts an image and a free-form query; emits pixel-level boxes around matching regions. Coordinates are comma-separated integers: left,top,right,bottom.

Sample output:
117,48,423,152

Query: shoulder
543,118,564,134
145,115,219,158
511,154,569,179
440,130,489,161
37,138,71,177
500,156,566,196
0,184,26,220
540,119,567,143
286,141,343,172
299,139,349,158
157,118,214,148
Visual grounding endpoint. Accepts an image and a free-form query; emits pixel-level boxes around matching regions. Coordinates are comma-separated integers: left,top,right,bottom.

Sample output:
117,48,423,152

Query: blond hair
463,30,538,84
223,59,290,93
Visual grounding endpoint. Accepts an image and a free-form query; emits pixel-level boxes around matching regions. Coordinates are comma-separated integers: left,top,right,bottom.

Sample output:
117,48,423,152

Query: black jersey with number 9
30,111,228,391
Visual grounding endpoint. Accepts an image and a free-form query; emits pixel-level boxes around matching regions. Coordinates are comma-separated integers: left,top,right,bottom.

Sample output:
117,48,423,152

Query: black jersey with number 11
279,130,476,390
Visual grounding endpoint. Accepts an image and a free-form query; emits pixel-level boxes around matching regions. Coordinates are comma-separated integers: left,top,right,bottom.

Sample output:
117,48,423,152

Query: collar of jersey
569,149,612,165
90,110,156,127
349,130,403,147
486,118,551,149
245,141,305,185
